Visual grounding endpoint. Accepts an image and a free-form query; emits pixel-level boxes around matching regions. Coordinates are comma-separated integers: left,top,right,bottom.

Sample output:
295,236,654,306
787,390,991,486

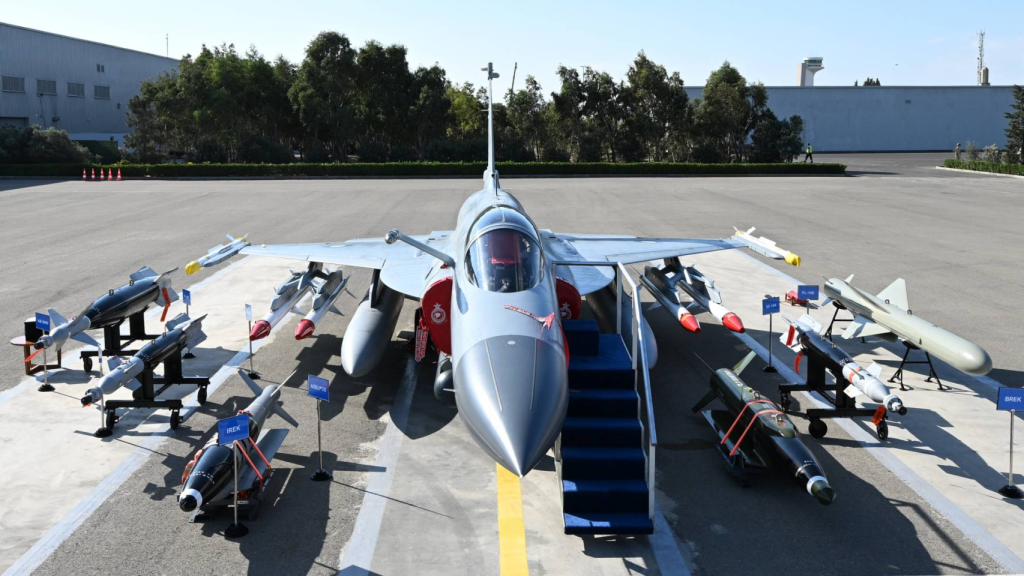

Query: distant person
955,142,961,161
803,143,813,163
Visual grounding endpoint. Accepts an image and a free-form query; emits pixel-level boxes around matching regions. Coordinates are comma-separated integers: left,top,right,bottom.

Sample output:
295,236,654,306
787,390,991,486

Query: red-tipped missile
721,312,745,333
679,312,701,333
295,319,315,340
250,319,272,341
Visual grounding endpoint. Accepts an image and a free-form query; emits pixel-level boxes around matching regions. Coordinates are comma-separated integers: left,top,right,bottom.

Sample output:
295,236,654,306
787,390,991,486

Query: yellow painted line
496,463,529,575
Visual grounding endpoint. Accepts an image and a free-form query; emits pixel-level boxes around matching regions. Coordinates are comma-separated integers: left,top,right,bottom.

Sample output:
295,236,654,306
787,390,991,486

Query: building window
96,64,105,73
67,82,85,98
36,79,57,95
1,76,25,93
94,85,110,100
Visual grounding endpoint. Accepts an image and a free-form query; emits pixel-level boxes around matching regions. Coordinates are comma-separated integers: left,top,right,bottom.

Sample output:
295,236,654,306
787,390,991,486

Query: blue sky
4,1,1022,95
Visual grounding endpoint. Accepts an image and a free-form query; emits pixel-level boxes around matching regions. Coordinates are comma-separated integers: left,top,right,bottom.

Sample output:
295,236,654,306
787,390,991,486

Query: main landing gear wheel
83,356,93,373
197,386,207,405
876,418,889,441
170,409,180,430
808,419,827,439
779,392,792,413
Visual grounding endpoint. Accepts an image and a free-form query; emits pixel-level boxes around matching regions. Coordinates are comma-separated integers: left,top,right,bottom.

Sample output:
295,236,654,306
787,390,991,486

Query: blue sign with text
35,313,50,332
997,388,1024,411
182,289,191,306
218,413,250,445
762,297,780,315
797,285,819,301
308,375,329,401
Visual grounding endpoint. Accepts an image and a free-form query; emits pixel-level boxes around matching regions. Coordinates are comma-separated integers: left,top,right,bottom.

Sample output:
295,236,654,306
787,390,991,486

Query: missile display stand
80,310,159,373
700,409,773,486
889,341,945,391
189,468,276,524
823,302,864,344
778,353,890,441
96,351,209,437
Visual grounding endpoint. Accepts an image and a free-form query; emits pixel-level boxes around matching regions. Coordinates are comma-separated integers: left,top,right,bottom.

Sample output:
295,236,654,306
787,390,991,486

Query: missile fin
273,405,299,427
237,369,263,396
330,305,344,316
841,316,892,340
732,351,757,376
691,389,718,413
844,274,855,283
47,308,69,326
876,278,909,310
71,332,99,347
106,357,124,372
125,378,142,392
866,362,883,378
130,266,159,281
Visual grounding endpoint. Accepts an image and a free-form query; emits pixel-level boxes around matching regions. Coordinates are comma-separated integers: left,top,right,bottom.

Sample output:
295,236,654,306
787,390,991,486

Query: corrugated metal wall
0,22,177,143
684,85,1015,152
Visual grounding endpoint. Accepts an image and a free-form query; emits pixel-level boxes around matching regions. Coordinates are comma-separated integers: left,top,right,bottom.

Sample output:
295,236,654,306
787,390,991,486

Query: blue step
561,447,646,480
568,335,634,390
562,479,649,514
568,389,639,418
562,417,641,448
564,512,654,535
563,319,600,356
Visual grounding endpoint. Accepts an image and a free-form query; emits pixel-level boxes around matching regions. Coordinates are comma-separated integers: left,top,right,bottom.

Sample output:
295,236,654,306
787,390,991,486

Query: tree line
125,31,805,164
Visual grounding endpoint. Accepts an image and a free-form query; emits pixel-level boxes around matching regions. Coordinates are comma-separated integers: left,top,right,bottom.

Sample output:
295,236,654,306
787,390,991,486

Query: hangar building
0,22,177,145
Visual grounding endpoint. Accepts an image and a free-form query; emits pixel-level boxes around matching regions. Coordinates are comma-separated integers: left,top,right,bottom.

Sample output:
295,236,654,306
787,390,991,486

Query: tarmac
0,152,1021,575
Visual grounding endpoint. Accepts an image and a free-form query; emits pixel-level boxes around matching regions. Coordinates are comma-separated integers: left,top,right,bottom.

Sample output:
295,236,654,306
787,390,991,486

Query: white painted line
337,357,418,575
730,253,1024,574
650,506,693,576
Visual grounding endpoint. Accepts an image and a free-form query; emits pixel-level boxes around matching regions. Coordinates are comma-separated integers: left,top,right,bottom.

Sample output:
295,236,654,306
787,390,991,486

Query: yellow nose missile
185,260,202,275
785,252,801,267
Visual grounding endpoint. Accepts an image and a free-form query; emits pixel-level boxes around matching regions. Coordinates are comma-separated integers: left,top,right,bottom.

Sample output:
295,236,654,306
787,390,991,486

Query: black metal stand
188,473,275,525
778,352,889,440
888,340,945,391
823,302,864,343
80,310,161,372
95,352,209,437
311,399,331,481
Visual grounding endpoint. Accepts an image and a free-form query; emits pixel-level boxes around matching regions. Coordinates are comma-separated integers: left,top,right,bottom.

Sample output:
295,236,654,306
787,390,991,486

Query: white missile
186,234,250,275
249,269,316,341
733,227,801,266
645,264,745,333
296,270,347,340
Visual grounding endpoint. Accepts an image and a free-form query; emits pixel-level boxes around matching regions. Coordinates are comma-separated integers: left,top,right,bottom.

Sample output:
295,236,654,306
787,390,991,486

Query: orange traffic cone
91,168,96,180
116,168,123,181
82,168,87,181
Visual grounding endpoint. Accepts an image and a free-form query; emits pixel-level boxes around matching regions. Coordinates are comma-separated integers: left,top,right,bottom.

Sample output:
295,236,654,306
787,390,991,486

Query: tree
289,32,359,160
409,65,451,157
505,76,548,159
620,52,687,161
446,82,484,140
355,41,414,159
1005,85,1024,164
550,66,585,160
749,111,804,163
690,62,767,162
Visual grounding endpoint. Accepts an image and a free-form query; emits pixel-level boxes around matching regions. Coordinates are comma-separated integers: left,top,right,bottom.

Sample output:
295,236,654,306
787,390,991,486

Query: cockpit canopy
465,208,543,293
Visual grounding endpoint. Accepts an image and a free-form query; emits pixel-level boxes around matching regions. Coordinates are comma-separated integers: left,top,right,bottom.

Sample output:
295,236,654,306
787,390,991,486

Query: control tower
797,57,824,87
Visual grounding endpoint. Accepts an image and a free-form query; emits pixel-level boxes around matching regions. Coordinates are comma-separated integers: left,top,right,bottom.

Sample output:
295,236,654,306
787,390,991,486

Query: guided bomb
692,351,835,505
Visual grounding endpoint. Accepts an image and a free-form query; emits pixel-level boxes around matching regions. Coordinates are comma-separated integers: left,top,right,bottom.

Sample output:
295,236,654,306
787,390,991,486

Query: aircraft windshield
466,229,542,292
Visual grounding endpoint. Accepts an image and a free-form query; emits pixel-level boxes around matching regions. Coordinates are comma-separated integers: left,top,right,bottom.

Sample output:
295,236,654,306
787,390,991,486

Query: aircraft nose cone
454,335,568,476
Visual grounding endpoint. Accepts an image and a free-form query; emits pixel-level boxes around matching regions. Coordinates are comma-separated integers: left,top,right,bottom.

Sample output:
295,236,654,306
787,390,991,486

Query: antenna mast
977,31,985,86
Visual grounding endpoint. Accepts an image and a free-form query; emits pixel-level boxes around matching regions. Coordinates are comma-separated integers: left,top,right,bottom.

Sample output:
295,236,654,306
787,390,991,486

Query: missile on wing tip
186,235,250,275
734,227,801,267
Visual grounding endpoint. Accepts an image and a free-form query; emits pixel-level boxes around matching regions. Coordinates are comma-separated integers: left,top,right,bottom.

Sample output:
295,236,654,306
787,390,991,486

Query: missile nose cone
679,313,701,333
721,312,745,333
179,494,198,512
810,479,836,506
249,320,271,341
185,260,202,275
455,336,568,477
960,346,993,375
295,319,315,340
785,252,801,267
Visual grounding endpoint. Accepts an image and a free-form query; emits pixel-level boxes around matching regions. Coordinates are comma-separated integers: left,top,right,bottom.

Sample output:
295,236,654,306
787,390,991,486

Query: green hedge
0,161,846,178
944,159,1024,176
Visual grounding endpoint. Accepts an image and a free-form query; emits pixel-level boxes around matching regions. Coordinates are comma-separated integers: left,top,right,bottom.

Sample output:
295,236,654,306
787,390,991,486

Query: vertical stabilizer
876,278,909,310
481,62,500,191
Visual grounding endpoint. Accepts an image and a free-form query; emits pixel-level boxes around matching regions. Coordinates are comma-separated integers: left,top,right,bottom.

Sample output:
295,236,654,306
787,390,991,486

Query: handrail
554,259,658,521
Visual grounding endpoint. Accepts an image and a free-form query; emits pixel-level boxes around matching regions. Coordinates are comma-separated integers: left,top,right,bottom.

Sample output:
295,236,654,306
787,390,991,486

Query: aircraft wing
240,232,452,298
547,234,755,265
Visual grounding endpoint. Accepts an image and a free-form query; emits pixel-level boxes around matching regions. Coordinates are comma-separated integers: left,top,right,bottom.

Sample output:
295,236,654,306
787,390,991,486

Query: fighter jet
235,63,800,477
822,275,992,375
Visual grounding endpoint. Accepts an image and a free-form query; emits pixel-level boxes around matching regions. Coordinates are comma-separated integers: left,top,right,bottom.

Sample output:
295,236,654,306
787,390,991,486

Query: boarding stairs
556,262,657,535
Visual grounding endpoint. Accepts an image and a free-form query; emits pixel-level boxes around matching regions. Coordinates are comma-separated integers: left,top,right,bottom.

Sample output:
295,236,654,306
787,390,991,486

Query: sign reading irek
218,413,250,445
